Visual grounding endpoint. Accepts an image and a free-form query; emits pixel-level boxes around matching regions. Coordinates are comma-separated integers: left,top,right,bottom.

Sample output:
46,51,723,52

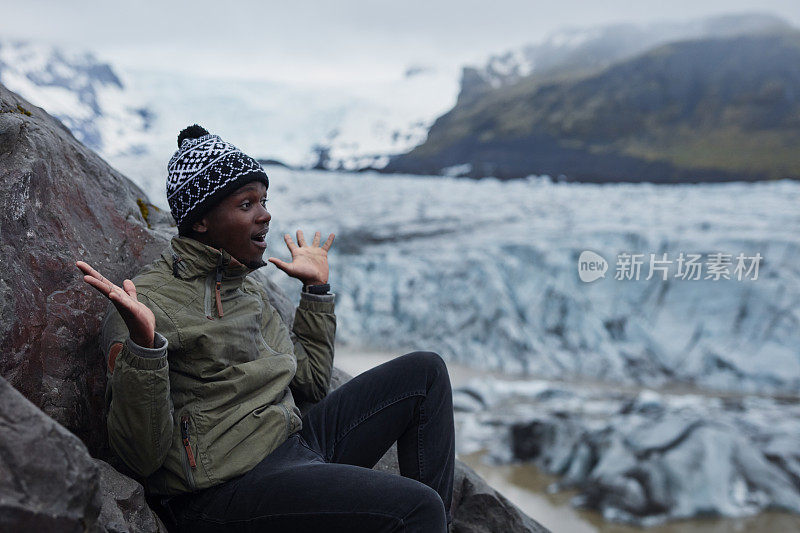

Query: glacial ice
453,378,800,523
254,167,799,524
258,167,800,395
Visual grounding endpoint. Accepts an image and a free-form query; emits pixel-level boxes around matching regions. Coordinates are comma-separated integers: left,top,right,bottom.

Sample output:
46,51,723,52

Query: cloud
3,0,798,82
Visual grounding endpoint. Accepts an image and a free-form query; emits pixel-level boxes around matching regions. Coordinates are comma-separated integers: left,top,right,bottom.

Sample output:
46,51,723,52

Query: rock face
0,375,99,530
450,462,548,533
94,459,168,533
0,82,548,532
0,83,167,456
0,376,166,532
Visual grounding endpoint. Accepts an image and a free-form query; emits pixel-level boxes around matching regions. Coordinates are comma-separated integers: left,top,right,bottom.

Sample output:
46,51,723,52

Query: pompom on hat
167,125,269,232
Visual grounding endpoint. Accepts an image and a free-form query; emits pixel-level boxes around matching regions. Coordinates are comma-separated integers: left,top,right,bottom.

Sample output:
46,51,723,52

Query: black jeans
166,351,455,532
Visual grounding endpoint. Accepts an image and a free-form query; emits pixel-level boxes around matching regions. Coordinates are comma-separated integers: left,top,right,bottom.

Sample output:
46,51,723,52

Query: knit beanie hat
167,125,269,232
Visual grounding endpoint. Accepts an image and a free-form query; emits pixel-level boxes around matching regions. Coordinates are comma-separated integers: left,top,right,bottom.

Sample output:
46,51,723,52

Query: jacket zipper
180,414,198,490
204,274,214,319
215,257,224,317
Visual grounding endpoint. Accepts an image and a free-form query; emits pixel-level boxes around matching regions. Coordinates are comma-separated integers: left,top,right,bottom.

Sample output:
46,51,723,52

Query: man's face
193,181,271,269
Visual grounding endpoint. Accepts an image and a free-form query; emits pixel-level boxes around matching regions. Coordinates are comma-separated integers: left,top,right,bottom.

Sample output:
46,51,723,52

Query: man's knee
403,351,448,375
401,482,447,532
410,351,451,390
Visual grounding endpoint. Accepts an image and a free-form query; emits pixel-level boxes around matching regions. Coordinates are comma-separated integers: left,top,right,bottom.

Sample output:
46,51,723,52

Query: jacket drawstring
215,255,224,318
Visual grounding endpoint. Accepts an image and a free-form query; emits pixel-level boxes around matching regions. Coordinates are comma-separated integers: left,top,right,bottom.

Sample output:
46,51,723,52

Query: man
76,125,455,532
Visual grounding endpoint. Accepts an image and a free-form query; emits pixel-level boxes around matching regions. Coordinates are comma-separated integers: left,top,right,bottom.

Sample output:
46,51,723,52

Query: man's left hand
268,230,334,286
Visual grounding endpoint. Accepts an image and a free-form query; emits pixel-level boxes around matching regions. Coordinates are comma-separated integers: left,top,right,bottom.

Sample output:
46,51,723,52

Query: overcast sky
2,1,799,84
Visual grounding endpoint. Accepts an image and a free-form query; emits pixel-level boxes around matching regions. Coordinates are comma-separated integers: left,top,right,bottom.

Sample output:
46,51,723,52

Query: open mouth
251,227,268,248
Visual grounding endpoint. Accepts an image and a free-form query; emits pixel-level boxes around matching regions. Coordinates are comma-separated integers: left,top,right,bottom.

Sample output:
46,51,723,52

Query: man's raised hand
268,229,334,286
76,261,156,348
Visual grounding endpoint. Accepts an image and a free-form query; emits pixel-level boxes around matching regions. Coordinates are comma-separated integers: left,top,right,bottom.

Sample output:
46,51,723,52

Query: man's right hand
76,261,156,348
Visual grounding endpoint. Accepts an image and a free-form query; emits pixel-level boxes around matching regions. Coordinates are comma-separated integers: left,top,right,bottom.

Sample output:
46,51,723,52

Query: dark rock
512,416,589,476
0,375,99,530
456,66,494,104
93,459,167,533
0,376,166,532
257,158,292,169
0,82,166,458
450,462,549,533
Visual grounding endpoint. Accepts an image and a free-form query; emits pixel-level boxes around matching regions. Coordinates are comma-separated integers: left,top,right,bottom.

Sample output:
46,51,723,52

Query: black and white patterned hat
167,125,269,231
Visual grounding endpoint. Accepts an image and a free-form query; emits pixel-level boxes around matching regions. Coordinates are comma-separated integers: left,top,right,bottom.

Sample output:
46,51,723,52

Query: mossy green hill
386,31,800,182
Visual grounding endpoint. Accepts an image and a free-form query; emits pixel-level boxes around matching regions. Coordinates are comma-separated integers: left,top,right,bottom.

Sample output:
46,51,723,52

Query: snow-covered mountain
0,38,459,197
0,40,153,157
111,65,458,188
458,12,791,102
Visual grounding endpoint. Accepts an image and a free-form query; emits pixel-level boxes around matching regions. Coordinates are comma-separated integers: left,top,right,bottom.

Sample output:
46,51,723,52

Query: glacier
103,66,458,189
452,377,800,524
252,167,799,524
0,39,459,189
257,167,800,396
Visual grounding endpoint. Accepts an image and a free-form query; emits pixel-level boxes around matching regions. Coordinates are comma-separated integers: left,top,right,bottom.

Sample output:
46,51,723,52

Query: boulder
94,459,168,533
0,83,165,457
450,461,548,533
0,375,166,532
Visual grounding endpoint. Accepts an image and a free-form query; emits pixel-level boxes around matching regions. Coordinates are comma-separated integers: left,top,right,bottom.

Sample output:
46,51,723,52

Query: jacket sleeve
100,295,175,478
289,292,336,403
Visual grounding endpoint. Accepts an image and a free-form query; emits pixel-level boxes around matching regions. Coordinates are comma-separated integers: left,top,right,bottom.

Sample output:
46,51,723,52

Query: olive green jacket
100,236,336,496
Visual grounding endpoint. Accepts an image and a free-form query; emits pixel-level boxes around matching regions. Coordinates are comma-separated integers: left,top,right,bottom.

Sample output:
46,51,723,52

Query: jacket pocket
258,330,282,357
180,414,198,491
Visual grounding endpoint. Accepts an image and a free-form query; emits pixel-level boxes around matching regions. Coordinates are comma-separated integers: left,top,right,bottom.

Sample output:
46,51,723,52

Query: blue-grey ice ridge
454,378,800,524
